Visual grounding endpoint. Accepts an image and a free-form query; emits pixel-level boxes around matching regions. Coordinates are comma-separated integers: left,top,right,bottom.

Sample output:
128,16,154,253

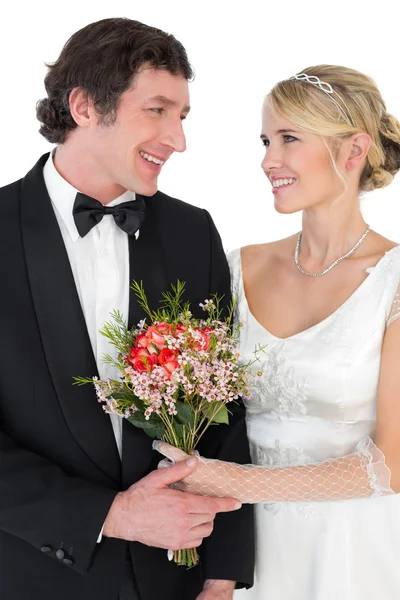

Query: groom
0,17,254,600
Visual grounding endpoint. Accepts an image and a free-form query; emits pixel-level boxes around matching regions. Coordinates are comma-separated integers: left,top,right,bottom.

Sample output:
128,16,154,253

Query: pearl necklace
294,225,371,277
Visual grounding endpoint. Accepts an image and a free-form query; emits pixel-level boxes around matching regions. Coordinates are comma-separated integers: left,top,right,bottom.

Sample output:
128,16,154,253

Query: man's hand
196,579,235,600
103,457,241,550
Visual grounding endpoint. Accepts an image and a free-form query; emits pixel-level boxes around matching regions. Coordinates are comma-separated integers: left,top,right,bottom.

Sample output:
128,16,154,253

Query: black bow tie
73,192,146,238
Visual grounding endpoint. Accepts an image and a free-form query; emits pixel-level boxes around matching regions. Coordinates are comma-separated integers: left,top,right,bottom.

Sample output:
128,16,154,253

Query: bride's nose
261,145,284,174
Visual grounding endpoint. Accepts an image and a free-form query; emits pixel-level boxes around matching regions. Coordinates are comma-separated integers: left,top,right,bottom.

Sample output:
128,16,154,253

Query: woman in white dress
155,65,400,599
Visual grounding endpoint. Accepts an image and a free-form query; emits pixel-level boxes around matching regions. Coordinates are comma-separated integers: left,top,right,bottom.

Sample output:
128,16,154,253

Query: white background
1,0,399,251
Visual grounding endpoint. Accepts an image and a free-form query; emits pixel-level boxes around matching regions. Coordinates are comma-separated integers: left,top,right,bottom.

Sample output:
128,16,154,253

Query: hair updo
266,65,400,192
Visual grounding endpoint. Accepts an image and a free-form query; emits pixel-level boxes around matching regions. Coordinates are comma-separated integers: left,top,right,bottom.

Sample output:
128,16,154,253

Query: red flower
159,348,180,377
193,328,210,351
154,322,172,335
146,354,159,369
129,346,148,359
127,346,160,372
203,327,214,335
146,324,170,351
132,356,149,372
135,333,150,349
173,323,186,336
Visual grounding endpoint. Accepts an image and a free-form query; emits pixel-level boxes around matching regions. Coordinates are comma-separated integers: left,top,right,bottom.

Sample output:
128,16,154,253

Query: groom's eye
149,107,164,114
262,139,270,147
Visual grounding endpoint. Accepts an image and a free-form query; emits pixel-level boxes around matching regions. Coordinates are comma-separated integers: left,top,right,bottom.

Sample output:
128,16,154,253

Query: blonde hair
266,65,400,192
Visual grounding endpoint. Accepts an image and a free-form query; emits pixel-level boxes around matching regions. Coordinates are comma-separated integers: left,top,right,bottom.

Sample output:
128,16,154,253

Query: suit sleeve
0,427,117,574
198,210,255,589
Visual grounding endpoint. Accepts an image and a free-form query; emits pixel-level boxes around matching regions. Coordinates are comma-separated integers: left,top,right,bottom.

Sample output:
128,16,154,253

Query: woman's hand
153,441,191,464
153,440,242,500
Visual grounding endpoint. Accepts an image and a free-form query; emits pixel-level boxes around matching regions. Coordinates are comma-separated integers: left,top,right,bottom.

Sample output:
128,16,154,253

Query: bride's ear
345,133,371,172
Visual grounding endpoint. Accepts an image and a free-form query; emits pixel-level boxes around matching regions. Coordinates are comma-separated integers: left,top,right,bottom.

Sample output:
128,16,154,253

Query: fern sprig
99,309,133,355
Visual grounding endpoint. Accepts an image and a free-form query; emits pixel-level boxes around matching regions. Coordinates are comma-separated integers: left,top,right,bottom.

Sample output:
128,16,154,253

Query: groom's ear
69,87,94,129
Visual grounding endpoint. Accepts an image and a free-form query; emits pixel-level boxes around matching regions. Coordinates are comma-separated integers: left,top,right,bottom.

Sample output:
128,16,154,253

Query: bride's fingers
157,458,173,469
170,481,187,492
153,440,189,463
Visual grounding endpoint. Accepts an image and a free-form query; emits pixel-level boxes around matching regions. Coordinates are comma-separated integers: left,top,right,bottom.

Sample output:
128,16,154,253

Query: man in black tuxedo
0,18,254,600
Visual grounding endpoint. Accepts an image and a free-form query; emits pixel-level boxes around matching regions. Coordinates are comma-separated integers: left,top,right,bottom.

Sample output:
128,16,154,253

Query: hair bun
381,113,400,170
369,166,394,190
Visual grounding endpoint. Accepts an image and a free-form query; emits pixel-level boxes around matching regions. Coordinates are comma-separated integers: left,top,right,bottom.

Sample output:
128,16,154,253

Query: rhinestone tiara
289,72,356,127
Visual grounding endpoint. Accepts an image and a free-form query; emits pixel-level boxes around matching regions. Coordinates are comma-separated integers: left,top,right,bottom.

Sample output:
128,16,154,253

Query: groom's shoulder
148,190,208,222
0,178,22,201
0,178,23,215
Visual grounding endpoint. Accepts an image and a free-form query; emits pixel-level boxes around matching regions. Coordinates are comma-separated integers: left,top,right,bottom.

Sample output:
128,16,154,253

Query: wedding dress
210,246,400,599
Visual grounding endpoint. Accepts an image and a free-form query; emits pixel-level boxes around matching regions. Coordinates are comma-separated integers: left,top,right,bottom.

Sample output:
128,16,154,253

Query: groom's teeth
140,151,164,165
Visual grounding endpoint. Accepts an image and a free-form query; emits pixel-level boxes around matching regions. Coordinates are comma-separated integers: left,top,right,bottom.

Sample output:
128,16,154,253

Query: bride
155,65,400,599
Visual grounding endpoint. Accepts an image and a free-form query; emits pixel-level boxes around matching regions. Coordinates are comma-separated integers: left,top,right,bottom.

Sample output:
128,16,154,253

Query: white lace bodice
228,246,400,474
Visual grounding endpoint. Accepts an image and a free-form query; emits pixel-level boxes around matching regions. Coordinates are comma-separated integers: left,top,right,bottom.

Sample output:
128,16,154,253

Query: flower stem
173,547,199,568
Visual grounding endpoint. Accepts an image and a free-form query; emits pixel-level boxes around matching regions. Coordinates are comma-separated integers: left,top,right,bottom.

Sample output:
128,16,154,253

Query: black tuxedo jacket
0,154,254,600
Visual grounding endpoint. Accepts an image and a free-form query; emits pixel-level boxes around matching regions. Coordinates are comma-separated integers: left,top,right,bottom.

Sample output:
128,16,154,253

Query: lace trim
227,248,241,299
387,287,400,327
227,248,242,326
387,311,400,327
355,436,394,497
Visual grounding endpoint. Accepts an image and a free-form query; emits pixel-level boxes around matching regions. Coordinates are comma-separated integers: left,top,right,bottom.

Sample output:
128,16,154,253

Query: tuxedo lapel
21,154,121,485
122,196,168,485
127,196,168,329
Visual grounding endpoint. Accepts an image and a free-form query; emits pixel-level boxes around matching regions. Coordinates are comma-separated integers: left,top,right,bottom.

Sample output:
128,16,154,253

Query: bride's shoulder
365,233,400,276
227,236,297,295
368,232,399,256
238,235,298,271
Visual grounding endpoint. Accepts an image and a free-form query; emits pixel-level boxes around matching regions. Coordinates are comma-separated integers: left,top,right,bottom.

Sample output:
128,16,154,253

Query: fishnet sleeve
156,437,394,503
387,283,400,327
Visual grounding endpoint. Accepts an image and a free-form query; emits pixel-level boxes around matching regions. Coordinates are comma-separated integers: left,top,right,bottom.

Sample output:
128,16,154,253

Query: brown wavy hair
36,18,194,144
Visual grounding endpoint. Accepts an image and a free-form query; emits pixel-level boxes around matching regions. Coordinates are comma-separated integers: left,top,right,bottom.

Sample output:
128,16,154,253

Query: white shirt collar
43,151,137,242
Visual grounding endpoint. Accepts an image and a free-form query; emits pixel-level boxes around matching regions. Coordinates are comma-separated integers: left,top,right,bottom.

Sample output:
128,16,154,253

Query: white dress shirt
43,152,136,460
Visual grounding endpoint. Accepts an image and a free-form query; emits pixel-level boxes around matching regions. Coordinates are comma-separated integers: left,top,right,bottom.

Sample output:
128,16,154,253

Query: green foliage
202,402,230,425
128,412,165,439
73,376,96,386
99,310,134,356
174,402,195,426
111,391,145,413
131,279,192,324
130,280,232,328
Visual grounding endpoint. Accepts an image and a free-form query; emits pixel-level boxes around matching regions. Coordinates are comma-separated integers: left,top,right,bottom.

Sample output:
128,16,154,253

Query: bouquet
75,281,261,567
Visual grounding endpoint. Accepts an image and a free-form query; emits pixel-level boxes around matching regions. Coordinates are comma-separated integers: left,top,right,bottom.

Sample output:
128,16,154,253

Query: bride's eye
284,135,297,143
262,139,270,147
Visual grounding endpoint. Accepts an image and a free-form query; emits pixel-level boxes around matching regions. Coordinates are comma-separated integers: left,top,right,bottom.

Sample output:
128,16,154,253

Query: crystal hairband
290,73,356,127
